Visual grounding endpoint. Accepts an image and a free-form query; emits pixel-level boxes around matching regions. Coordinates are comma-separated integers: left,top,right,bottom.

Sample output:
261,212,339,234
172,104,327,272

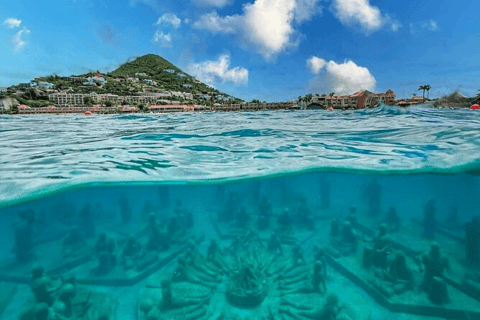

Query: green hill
36,54,242,104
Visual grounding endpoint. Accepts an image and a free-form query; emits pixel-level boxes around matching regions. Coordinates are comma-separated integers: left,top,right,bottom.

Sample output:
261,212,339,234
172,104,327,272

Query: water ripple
1,105,480,202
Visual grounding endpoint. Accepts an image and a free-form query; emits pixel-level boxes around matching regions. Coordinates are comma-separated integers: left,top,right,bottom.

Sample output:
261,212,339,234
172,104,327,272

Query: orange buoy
84,111,92,116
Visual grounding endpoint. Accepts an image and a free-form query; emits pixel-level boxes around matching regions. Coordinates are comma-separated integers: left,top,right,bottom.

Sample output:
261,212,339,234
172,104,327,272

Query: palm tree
425,85,431,99
418,85,428,102
412,93,417,97
329,92,335,97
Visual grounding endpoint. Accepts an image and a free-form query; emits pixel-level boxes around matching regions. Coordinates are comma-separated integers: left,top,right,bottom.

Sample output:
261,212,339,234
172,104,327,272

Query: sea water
0,106,480,320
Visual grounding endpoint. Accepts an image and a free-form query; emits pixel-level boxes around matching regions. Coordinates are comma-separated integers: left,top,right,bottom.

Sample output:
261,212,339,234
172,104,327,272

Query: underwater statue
157,185,170,209
140,279,209,320
172,256,219,288
280,293,351,320
279,260,327,295
267,233,283,255
345,206,357,225
257,195,272,230
218,192,240,223
277,208,293,234
118,192,132,224
328,221,358,258
370,251,413,297
13,209,36,262
236,205,250,228
79,203,95,237
383,206,401,233
94,233,117,275
295,196,315,230
465,216,480,266
206,239,228,271
30,266,64,306
363,223,390,269
147,214,170,251
422,199,436,240
365,178,382,217
242,229,264,248
419,242,450,304
142,200,155,221
319,175,331,210
174,199,194,229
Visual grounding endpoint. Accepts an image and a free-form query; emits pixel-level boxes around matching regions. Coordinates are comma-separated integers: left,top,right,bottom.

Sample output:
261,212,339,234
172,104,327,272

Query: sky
1,0,479,101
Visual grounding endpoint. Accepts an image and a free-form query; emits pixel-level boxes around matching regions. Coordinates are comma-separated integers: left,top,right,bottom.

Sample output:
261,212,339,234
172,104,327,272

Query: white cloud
193,11,239,34
330,0,383,33
294,0,323,24
4,18,22,28
307,57,376,95
410,20,439,35
194,0,322,59
423,19,438,31
187,54,249,85
152,31,172,46
12,27,30,51
155,13,181,28
384,14,402,32
193,0,233,8
307,56,326,74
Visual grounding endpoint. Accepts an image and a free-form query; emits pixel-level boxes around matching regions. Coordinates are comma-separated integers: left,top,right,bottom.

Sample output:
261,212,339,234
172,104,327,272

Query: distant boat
84,111,92,116
471,104,479,110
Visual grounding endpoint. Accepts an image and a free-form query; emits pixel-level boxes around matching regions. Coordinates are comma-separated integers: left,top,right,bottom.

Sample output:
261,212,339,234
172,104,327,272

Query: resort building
145,79,157,86
135,72,147,77
149,104,194,113
48,93,85,106
90,93,119,101
313,90,396,109
127,77,139,82
0,87,7,93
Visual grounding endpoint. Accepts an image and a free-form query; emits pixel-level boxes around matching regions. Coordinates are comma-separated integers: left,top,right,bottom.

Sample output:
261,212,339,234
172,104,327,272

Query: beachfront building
90,93,119,102
314,90,396,109
149,104,194,113
48,93,84,106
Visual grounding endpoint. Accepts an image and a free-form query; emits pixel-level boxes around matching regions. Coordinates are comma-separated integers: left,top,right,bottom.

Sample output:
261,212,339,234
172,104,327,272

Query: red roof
17,104,30,109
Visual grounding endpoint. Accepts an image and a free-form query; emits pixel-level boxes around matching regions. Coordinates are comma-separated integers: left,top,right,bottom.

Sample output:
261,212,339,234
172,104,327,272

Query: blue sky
1,0,479,101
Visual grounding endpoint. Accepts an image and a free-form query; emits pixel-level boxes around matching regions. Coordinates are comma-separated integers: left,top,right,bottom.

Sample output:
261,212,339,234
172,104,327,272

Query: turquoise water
1,106,480,320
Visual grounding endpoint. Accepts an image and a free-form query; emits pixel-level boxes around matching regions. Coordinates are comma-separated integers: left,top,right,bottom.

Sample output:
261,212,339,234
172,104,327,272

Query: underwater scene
1,107,480,320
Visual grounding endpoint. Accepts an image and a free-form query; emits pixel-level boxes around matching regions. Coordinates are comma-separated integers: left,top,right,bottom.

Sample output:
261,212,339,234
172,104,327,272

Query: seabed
0,175,479,320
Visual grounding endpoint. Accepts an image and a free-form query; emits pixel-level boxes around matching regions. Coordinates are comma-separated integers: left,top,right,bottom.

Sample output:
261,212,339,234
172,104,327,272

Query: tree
418,85,428,102
329,92,335,97
305,93,313,103
84,96,94,106
425,85,431,99
412,93,417,97
138,103,146,111
105,100,113,108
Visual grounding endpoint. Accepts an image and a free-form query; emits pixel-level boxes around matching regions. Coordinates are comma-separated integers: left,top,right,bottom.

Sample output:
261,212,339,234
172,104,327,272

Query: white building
48,93,84,106
135,72,147,77
38,81,54,89
164,69,176,74
0,87,7,93
145,79,157,86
